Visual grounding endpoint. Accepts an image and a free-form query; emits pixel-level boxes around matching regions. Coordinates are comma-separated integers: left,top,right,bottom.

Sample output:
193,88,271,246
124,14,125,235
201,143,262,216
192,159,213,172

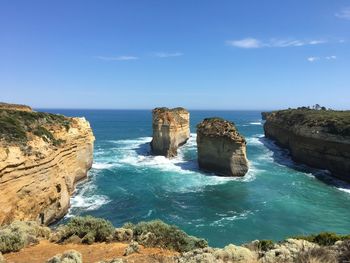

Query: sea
42,109,350,247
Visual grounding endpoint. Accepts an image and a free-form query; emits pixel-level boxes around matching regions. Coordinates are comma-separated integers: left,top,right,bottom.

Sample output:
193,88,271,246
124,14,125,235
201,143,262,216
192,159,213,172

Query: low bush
337,240,350,263
60,216,114,244
295,247,337,263
257,240,275,251
0,230,25,253
123,220,208,252
293,232,350,246
0,221,50,253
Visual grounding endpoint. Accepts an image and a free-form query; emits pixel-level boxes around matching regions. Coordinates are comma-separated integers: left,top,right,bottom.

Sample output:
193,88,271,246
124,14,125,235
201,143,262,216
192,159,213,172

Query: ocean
43,109,350,247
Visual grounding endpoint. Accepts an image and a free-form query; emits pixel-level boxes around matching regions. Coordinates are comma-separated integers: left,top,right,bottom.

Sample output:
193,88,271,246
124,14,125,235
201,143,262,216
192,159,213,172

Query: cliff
196,118,248,177
263,109,350,182
0,105,94,225
151,107,190,158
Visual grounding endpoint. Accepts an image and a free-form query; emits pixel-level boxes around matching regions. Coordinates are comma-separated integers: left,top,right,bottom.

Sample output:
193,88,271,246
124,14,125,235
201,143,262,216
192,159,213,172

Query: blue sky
1,0,349,110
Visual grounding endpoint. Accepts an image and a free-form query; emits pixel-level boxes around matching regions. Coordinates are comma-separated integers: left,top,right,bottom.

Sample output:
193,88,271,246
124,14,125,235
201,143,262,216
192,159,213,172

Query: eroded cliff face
0,106,94,225
263,109,350,182
151,107,190,158
197,118,248,177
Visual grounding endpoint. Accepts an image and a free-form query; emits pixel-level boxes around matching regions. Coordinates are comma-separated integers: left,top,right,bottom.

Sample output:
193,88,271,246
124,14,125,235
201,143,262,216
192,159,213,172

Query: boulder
151,107,190,158
197,118,248,176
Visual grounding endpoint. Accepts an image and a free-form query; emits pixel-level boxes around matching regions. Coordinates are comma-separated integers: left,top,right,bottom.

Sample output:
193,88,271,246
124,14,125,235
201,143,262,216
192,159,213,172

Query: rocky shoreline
263,108,350,182
0,104,94,225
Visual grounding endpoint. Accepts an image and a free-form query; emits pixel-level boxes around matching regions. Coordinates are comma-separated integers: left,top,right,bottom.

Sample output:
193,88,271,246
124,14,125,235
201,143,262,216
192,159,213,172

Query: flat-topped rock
197,118,248,177
151,107,190,158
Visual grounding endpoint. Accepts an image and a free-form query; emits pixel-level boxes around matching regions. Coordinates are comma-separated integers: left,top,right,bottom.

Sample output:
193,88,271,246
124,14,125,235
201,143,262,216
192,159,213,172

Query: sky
0,0,349,110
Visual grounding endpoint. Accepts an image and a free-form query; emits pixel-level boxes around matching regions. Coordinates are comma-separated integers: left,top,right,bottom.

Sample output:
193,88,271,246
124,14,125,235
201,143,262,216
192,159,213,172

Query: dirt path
4,240,178,263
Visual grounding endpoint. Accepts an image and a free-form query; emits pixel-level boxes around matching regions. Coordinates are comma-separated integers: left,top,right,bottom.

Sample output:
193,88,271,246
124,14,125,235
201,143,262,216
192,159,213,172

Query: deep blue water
43,109,350,247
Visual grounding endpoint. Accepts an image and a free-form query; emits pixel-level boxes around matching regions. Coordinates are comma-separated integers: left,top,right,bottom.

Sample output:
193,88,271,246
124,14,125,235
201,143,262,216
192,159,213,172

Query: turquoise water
45,110,350,247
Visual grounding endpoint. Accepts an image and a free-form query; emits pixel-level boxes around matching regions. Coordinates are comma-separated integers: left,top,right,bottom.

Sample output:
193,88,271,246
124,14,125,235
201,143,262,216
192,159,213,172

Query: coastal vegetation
1,216,350,263
123,219,208,252
0,108,70,147
266,108,350,137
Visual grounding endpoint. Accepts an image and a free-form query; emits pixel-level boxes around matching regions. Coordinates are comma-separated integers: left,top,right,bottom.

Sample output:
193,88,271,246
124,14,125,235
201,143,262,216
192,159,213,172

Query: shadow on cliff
135,142,152,156
259,137,350,191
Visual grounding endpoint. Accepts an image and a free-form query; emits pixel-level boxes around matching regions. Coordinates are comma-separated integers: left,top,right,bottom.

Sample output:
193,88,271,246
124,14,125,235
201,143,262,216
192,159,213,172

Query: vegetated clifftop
263,108,350,182
151,107,190,158
197,118,248,177
0,104,94,225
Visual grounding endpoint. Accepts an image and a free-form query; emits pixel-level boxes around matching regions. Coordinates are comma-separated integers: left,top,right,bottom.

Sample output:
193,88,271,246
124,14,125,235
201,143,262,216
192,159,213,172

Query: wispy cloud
335,7,350,20
226,38,262,48
307,57,320,62
96,55,139,61
226,38,327,49
154,52,183,58
307,56,337,62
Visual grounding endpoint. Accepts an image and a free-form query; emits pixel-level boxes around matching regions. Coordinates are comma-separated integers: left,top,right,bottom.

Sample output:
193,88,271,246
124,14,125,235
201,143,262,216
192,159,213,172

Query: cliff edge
0,104,94,225
263,108,350,182
197,118,248,177
151,107,190,158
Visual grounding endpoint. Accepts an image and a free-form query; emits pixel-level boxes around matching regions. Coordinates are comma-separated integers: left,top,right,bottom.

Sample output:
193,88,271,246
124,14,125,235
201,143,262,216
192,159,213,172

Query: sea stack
151,107,190,158
263,108,350,182
197,118,249,177
0,103,94,225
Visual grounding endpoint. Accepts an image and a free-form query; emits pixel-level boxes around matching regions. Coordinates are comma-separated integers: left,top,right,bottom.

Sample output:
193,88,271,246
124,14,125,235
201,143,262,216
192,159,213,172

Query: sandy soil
4,240,178,263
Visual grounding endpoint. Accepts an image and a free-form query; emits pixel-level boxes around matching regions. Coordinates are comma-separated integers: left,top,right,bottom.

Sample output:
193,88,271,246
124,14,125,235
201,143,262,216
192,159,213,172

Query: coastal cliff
0,104,94,225
263,109,350,182
151,107,190,158
197,118,248,177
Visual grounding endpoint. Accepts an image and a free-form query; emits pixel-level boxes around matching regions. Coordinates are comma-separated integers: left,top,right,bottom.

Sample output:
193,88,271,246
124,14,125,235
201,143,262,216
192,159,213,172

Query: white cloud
226,38,262,48
96,55,139,61
307,57,320,62
307,56,337,62
335,7,350,20
154,52,184,58
227,38,326,49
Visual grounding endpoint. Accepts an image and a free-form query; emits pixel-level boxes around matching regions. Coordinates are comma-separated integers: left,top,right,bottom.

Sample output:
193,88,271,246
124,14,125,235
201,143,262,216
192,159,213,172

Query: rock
0,105,95,225
260,238,319,263
263,109,350,182
63,235,82,245
124,241,140,256
197,118,248,177
46,250,82,263
151,107,190,158
115,228,133,242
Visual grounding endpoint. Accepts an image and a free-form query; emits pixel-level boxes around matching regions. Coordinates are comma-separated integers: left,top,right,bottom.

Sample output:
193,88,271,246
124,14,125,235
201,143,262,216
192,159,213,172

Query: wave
249,122,262,125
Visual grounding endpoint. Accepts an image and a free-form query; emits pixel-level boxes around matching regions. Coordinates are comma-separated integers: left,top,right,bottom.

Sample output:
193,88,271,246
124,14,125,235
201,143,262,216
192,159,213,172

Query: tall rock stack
197,118,248,177
151,107,190,158
0,104,94,225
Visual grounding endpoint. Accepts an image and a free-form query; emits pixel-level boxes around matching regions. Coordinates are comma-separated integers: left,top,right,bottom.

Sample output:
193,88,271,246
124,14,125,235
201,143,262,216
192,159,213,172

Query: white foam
70,194,110,211
249,122,262,125
92,162,118,170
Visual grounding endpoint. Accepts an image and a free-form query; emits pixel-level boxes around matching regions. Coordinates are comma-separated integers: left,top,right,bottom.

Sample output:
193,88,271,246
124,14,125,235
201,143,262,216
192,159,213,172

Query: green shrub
0,221,51,253
293,232,350,246
123,220,208,252
0,230,25,253
257,240,275,251
60,216,114,243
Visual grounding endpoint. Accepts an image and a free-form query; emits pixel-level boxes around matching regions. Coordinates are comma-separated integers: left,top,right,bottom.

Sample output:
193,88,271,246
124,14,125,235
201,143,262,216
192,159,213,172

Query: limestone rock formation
0,105,94,225
263,109,350,182
151,107,190,158
197,118,249,177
